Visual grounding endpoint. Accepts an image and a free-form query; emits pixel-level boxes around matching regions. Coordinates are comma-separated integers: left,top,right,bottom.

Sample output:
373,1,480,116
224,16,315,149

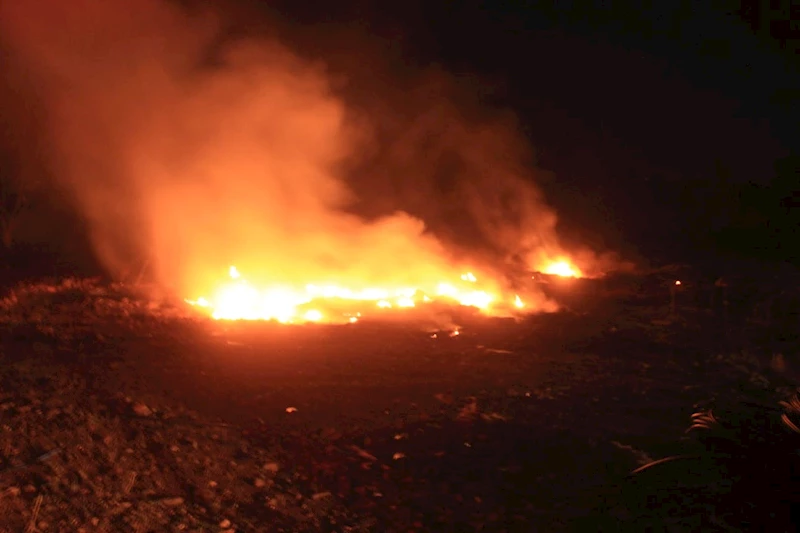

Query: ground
0,274,798,532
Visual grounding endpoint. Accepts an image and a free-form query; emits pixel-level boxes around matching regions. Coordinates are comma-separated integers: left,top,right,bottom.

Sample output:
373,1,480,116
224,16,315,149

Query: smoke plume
0,0,584,304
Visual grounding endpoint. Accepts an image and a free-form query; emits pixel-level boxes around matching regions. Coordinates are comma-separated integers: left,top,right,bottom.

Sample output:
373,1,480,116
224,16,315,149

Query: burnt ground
0,275,799,532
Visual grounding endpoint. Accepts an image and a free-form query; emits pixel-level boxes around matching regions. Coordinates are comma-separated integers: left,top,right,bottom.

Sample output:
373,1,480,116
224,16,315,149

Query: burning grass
183,259,585,324
185,265,519,324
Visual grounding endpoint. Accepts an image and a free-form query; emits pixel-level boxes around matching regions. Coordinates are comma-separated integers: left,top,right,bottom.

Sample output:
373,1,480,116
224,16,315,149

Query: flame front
541,260,581,278
186,265,529,323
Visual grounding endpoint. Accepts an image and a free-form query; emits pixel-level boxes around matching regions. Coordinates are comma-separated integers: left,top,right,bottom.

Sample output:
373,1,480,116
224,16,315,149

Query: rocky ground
0,276,798,532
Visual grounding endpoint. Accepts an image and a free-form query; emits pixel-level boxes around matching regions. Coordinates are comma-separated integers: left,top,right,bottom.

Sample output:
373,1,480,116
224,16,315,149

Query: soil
0,276,798,532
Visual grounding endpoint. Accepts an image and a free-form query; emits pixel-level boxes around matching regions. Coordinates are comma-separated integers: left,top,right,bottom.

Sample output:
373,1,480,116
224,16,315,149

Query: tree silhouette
772,154,800,239
0,174,30,248
0,147,40,249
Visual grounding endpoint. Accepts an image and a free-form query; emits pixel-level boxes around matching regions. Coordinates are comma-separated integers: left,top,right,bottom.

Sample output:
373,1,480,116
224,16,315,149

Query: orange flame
541,260,581,278
186,265,534,323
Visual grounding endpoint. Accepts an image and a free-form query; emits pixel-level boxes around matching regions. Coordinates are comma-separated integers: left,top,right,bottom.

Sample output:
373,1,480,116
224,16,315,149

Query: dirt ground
0,276,798,532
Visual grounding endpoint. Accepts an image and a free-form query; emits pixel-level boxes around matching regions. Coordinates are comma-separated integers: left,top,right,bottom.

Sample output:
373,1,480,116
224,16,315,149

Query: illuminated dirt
1,272,798,531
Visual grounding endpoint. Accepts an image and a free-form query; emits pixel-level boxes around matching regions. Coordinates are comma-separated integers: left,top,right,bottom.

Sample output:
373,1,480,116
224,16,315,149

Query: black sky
253,0,798,262
262,1,796,160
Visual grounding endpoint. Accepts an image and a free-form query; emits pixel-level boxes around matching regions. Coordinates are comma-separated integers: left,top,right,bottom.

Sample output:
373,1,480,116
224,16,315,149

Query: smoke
0,0,589,302
343,79,563,267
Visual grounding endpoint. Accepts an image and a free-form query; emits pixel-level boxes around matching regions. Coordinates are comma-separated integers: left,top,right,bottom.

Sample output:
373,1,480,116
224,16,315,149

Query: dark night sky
255,0,798,261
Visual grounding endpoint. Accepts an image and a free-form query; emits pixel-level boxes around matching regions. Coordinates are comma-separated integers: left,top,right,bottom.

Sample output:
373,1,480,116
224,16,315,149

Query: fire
186,266,527,323
541,260,581,278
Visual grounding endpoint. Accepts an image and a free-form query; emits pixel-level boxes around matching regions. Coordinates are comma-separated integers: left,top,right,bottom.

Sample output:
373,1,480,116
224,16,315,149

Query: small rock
253,478,266,488
6,486,20,497
263,462,279,473
132,403,153,417
160,497,185,507
312,492,332,500
219,519,231,528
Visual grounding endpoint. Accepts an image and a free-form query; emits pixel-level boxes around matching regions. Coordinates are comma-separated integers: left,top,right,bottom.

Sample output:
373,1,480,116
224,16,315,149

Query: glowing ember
541,260,581,278
186,266,528,323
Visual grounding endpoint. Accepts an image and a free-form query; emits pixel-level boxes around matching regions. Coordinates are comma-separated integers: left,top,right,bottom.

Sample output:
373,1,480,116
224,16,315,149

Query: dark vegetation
0,261,799,532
